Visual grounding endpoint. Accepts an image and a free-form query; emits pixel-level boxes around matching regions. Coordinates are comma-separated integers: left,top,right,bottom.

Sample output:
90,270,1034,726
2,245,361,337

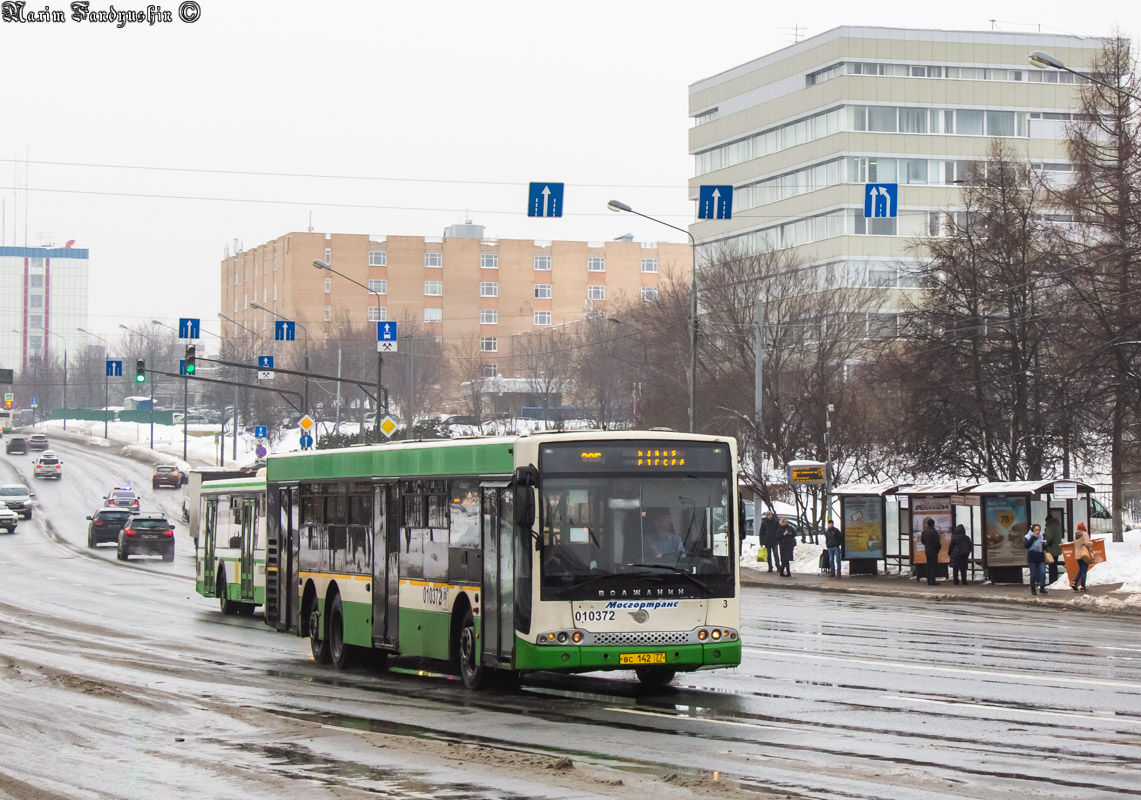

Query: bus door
270,486,298,632
480,482,515,668
371,483,400,649
240,497,256,601
203,499,218,596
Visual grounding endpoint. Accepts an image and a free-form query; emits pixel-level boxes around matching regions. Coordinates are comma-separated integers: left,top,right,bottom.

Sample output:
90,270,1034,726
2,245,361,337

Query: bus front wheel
457,608,484,690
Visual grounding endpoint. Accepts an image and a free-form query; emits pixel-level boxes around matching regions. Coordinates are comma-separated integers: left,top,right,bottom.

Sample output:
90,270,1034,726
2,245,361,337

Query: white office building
688,26,1103,330
0,245,90,373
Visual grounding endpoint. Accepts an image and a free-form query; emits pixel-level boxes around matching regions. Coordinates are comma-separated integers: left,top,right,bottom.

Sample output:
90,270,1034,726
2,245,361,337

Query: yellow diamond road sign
298,414,314,431
379,416,397,438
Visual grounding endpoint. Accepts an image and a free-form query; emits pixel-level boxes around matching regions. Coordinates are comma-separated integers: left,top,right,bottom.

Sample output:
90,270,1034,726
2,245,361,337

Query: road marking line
743,646,1141,691
881,695,1141,727
605,706,784,732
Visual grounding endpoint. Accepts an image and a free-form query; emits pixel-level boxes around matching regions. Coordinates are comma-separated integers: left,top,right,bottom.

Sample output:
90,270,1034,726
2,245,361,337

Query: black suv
5,437,27,455
86,508,132,547
118,513,175,561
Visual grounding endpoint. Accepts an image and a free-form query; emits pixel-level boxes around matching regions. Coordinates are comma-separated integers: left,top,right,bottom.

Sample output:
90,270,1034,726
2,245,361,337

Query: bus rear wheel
308,601,330,664
635,667,676,688
217,575,236,616
329,594,352,670
457,608,484,690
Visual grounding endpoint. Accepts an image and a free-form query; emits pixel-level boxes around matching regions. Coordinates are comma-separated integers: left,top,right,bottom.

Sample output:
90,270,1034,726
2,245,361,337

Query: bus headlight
698,629,708,641
572,631,583,643
557,632,568,643
711,629,722,640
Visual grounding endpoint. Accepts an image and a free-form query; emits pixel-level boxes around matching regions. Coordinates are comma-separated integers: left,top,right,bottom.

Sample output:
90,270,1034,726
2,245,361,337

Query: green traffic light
136,374,145,383
185,363,196,374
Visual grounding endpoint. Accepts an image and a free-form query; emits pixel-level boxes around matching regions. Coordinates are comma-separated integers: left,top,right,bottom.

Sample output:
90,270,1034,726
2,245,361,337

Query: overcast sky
0,1,1132,337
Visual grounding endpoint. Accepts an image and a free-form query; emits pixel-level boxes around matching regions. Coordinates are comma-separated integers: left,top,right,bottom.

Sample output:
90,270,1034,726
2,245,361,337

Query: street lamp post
251,301,309,417
78,328,110,438
313,259,385,440
1029,50,1141,102
607,200,699,433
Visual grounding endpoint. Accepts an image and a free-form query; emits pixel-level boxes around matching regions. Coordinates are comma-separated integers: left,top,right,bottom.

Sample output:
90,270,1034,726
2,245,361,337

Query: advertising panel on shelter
984,495,1030,567
911,497,951,564
842,496,883,559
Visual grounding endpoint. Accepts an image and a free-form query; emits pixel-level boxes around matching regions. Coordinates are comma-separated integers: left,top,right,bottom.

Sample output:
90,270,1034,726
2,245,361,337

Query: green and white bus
262,431,742,688
193,476,267,616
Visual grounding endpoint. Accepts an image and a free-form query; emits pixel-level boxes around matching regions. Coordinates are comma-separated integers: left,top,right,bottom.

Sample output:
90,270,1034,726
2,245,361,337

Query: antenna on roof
778,24,806,44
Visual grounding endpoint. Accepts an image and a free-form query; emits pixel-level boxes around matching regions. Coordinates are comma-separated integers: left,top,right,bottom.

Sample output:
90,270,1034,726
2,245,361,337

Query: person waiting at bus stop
760,510,781,573
824,519,842,577
920,518,941,586
1043,513,1064,585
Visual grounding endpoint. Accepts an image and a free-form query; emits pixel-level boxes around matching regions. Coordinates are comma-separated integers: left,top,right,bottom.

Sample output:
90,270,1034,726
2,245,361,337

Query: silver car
0,484,34,520
0,504,18,533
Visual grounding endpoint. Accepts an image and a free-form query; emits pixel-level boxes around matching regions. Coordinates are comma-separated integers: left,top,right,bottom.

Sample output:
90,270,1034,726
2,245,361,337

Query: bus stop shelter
968,480,1095,584
897,484,978,579
832,483,905,575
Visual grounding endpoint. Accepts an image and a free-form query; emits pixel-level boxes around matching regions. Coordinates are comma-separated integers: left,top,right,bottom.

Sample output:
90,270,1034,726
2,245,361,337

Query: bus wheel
217,575,236,616
457,608,484,690
308,601,330,664
329,594,352,670
635,668,676,688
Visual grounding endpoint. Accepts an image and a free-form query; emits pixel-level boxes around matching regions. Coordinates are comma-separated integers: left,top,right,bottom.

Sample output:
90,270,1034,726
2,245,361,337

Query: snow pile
740,537,834,574
1086,528,1141,593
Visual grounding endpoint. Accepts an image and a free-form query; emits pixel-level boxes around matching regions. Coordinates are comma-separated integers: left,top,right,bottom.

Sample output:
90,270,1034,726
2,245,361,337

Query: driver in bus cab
644,509,685,560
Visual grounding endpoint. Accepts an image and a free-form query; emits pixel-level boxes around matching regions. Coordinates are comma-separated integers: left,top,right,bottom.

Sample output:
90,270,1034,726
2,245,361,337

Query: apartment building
0,244,89,372
688,26,1102,334
220,224,691,377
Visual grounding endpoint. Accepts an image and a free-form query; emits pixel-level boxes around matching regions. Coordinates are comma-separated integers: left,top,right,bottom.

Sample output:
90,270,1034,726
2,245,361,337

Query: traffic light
135,359,146,383
184,344,197,374
3,397,11,409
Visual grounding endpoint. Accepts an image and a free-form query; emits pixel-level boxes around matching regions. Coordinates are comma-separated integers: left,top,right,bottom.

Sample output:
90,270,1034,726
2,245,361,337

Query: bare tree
511,327,574,428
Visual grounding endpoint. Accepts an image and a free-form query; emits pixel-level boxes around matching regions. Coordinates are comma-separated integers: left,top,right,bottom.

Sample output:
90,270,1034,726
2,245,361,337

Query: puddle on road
221,739,533,799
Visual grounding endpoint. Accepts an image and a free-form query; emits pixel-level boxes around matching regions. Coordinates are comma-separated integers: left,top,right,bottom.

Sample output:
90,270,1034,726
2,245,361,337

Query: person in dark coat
1024,523,1047,595
919,518,941,586
947,523,972,586
777,517,797,577
824,519,843,577
1043,513,1063,586
759,511,781,573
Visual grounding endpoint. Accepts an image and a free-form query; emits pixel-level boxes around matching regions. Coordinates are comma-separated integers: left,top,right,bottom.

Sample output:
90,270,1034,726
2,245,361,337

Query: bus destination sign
542,442,730,474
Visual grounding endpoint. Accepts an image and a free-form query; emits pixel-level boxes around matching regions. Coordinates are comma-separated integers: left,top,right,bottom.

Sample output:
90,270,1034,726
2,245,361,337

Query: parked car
152,465,183,489
0,484,34,519
86,508,132,547
33,452,63,479
0,505,18,533
5,437,27,455
104,488,141,511
118,513,175,561
27,433,49,451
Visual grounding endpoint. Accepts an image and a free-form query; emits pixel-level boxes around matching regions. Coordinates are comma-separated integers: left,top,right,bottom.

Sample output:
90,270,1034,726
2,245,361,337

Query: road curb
740,569,1140,617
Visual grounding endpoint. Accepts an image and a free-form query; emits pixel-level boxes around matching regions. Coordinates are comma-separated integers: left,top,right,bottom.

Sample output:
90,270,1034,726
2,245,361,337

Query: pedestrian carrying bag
757,545,768,562
1045,552,1055,564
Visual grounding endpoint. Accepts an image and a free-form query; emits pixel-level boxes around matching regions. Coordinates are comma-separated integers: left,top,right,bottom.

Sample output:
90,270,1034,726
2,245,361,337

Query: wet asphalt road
1,444,1140,799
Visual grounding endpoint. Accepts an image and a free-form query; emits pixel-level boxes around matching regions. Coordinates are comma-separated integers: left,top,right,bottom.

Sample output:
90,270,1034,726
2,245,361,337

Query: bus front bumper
513,639,741,673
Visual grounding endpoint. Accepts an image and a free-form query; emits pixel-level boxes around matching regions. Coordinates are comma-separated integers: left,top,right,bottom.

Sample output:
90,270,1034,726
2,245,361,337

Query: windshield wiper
626,563,712,594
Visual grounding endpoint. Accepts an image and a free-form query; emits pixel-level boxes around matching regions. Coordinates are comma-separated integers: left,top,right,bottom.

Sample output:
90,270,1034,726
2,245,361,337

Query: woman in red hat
1072,522,1093,592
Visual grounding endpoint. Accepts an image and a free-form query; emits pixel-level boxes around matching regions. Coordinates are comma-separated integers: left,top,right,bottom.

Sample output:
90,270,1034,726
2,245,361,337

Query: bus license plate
619,652,666,665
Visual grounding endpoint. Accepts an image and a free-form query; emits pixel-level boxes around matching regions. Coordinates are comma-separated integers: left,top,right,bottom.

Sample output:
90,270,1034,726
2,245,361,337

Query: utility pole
824,403,834,524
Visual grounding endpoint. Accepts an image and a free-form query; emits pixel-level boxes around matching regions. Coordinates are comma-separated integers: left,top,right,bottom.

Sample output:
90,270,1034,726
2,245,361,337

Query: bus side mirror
513,465,539,531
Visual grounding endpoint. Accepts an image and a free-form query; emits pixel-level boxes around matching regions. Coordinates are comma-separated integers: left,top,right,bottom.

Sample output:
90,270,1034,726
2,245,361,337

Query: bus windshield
540,474,734,600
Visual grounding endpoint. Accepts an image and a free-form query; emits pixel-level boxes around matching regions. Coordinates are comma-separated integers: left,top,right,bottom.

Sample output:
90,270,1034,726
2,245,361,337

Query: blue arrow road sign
698,185,733,220
178,317,201,339
528,182,564,218
30,397,37,407
257,355,274,369
378,321,398,343
254,425,268,439
105,360,123,377
864,183,898,218
300,433,314,450
274,321,296,342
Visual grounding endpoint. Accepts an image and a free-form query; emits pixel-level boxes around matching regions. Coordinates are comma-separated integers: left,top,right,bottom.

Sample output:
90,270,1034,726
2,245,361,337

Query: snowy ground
740,530,1141,598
